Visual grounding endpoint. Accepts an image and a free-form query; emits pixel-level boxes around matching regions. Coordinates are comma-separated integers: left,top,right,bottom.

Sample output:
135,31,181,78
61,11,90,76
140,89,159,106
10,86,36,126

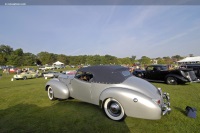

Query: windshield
160,66,168,70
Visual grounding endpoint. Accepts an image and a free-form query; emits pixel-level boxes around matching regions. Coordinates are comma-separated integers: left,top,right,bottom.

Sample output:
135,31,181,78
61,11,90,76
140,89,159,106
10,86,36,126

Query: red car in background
3,66,19,73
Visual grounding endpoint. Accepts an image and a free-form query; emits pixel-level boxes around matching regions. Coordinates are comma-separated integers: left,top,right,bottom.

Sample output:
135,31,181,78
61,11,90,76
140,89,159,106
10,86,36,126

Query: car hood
122,76,161,99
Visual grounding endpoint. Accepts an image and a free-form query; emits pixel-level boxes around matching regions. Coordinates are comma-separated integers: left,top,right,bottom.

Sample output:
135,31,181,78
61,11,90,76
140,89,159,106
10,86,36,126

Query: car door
146,66,158,80
146,66,164,80
70,71,93,103
26,72,32,78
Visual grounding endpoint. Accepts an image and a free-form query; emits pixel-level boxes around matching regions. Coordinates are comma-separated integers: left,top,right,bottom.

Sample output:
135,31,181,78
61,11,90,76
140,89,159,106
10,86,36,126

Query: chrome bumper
190,79,200,83
162,92,171,115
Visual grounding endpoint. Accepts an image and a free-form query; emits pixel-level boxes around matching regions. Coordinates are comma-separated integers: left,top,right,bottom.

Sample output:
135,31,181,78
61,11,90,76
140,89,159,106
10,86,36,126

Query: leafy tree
93,55,101,65
0,44,13,55
36,59,42,66
139,56,151,65
157,57,166,64
118,57,132,65
86,55,94,65
0,53,6,65
7,48,24,66
85,55,102,65
171,55,183,62
0,44,194,67
163,56,173,64
56,54,69,65
103,54,118,64
0,44,13,65
37,52,56,65
23,53,37,66
130,55,136,64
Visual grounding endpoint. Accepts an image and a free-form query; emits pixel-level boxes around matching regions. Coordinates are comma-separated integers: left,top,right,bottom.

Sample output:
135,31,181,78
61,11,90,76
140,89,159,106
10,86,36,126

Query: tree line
0,44,185,67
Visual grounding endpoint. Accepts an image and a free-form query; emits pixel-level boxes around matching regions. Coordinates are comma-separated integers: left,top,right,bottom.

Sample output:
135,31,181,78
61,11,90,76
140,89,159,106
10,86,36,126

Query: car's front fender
45,79,70,99
99,87,162,120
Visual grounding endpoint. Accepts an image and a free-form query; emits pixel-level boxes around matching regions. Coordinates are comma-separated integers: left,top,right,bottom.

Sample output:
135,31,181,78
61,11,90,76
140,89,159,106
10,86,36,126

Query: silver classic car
45,65,171,121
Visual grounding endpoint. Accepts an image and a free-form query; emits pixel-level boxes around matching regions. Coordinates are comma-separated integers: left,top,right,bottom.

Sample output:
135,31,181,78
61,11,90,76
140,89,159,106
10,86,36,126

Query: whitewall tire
48,86,55,100
103,98,126,121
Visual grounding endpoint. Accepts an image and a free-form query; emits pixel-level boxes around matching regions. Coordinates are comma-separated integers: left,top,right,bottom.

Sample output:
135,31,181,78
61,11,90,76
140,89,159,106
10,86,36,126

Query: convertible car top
77,65,131,84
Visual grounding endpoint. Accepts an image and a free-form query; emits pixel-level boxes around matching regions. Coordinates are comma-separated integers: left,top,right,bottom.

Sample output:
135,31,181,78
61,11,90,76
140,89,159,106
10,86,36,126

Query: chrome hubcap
108,101,121,117
168,77,175,83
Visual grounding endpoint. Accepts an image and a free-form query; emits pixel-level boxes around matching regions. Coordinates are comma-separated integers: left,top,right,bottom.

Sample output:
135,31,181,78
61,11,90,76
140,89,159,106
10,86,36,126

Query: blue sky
0,5,200,59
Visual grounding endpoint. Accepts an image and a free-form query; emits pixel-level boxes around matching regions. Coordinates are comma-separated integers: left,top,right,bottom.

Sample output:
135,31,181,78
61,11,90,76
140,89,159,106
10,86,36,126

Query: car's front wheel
48,86,56,100
103,98,126,121
166,76,177,85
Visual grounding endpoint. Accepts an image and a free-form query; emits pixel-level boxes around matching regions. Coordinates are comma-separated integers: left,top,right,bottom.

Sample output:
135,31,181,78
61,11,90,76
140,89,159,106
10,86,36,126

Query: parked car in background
45,65,55,70
9,66,18,73
133,64,199,85
45,65,171,121
54,65,65,69
43,71,61,78
29,71,42,78
13,72,36,80
63,70,77,75
70,65,75,68
38,66,46,71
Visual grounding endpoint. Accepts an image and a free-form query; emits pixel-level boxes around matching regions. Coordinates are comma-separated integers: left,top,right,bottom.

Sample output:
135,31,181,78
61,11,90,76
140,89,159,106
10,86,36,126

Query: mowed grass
0,72,200,133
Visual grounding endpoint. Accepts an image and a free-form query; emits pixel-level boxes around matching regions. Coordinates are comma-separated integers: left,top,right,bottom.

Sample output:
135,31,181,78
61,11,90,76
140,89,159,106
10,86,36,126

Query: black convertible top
77,65,131,84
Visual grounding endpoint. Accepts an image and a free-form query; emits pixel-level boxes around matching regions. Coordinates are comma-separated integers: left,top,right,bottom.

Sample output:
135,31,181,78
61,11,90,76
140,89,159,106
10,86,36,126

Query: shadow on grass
173,106,186,116
0,101,130,133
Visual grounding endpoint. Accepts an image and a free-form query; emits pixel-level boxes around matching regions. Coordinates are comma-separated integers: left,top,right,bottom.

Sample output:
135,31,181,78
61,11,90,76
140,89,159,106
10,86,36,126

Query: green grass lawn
0,73,200,133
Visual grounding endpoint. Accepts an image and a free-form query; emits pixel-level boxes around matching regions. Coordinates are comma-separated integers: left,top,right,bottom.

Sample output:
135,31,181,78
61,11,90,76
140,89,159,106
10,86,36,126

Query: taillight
152,99,161,105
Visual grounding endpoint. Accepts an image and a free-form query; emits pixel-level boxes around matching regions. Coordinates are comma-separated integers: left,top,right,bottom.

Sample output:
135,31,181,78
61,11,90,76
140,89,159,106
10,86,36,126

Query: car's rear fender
99,87,162,120
165,74,188,82
45,79,70,99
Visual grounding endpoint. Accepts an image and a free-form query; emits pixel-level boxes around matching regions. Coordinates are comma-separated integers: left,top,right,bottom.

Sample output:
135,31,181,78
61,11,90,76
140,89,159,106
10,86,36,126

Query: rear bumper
162,92,171,115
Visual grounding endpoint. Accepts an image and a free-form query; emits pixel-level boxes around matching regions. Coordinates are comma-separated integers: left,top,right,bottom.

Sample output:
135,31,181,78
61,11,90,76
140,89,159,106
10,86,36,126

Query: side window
157,67,161,71
147,66,153,71
75,71,82,79
153,67,157,71
75,71,93,82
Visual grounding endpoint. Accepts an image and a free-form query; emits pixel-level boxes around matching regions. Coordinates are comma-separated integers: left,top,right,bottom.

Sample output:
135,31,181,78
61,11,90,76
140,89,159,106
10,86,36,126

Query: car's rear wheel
23,76,27,80
166,76,177,85
48,86,56,100
103,98,126,121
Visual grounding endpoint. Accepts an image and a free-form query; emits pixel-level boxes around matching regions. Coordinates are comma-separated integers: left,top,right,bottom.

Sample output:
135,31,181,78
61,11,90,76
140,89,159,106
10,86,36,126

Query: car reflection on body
45,65,171,121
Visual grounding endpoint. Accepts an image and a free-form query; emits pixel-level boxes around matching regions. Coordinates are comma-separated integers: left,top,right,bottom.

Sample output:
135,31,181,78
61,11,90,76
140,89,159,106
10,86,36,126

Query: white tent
53,61,64,65
177,56,200,64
